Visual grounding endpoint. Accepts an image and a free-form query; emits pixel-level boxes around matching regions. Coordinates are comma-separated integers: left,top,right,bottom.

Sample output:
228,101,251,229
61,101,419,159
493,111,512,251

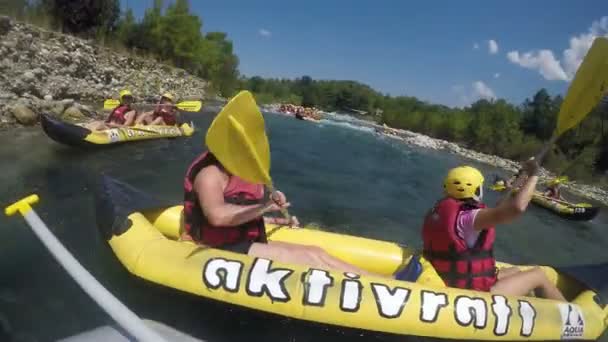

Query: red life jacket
153,105,176,125
106,104,131,124
183,151,267,247
546,187,560,199
422,197,497,291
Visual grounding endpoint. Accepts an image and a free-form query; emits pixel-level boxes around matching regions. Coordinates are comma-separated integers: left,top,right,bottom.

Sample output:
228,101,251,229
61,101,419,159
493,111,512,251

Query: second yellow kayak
40,113,195,147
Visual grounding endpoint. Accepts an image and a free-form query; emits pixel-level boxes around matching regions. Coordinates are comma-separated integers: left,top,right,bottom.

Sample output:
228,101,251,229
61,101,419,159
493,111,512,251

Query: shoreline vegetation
2,1,607,206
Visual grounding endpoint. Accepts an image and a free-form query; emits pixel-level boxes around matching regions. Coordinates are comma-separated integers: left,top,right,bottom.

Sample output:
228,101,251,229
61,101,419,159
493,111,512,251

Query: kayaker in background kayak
543,178,565,201
136,93,178,126
421,161,565,300
86,89,137,131
180,150,384,277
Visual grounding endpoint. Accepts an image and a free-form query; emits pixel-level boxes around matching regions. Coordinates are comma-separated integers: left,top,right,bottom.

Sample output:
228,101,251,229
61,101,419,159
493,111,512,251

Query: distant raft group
278,103,322,121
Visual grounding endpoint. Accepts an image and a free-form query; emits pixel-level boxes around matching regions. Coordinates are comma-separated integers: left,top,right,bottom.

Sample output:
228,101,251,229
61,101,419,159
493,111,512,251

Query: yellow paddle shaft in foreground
5,195,167,342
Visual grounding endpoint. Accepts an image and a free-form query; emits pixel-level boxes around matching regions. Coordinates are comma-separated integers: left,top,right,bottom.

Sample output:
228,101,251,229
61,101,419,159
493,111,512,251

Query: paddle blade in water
555,37,608,137
104,99,120,110
177,100,202,112
205,91,271,185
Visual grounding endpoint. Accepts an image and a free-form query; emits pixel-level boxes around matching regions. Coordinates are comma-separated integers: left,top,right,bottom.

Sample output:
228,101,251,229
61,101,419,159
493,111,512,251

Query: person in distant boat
86,89,137,131
494,169,524,191
543,178,564,201
106,89,137,126
421,161,565,300
506,169,524,189
136,93,178,126
181,151,389,277
295,108,305,120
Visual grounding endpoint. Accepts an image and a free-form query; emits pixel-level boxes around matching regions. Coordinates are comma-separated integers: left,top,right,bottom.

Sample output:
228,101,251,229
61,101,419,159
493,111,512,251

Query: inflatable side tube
40,113,94,147
567,207,600,221
557,262,608,302
94,175,170,240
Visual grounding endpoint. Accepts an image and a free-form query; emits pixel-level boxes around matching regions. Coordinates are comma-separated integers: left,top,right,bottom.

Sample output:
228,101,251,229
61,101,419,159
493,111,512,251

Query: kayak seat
394,254,423,282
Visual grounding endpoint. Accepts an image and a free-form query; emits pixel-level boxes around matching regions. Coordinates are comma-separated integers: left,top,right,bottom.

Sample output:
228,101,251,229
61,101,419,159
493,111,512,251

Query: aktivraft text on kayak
200,257,580,337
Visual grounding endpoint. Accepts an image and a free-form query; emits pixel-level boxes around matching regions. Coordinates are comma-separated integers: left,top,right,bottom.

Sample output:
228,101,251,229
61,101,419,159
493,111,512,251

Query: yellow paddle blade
555,37,608,137
577,203,593,208
490,184,506,192
205,91,271,185
103,99,120,110
176,100,202,112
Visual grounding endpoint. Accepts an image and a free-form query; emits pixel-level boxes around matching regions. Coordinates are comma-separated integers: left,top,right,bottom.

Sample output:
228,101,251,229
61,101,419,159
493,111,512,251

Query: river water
1,108,607,341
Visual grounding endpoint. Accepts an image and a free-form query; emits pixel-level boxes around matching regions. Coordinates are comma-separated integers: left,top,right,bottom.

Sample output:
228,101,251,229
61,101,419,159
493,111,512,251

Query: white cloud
507,50,568,81
451,82,496,106
473,42,479,50
473,81,496,100
494,73,500,79
507,16,608,81
488,39,499,54
258,28,271,38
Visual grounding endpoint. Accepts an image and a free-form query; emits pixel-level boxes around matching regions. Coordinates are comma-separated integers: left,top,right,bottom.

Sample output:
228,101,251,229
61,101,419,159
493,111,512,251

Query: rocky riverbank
373,123,608,206
0,16,208,128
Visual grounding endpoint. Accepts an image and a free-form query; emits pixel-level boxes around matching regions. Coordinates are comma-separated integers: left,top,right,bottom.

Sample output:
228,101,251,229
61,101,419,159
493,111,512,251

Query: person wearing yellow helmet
106,90,137,126
135,92,177,126
543,178,564,201
420,160,565,301
86,90,137,131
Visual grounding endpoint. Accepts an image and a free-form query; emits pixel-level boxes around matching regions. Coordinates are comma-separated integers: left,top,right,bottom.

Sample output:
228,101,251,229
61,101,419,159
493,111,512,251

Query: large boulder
11,104,37,125
61,106,85,122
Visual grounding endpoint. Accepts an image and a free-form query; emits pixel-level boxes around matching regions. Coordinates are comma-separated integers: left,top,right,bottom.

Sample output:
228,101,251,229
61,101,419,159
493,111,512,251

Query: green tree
115,8,136,46
159,0,201,68
41,0,120,36
521,89,557,140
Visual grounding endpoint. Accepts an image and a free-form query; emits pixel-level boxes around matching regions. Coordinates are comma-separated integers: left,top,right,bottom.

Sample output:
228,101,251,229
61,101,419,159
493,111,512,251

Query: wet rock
61,106,84,122
2,40,16,50
22,71,35,82
11,104,37,125
60,99,75,106
0,92,16,101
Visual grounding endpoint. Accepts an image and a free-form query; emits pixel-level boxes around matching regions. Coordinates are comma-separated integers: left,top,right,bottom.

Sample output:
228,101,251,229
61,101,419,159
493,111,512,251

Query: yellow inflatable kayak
96,176,608,340
489,183,599,221
40,113,194,147
530,193,600,221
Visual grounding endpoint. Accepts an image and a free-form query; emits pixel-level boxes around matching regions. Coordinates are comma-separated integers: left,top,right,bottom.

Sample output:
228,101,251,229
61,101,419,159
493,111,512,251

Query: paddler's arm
473,159,539,230
123,110,137,126
194,166,288,227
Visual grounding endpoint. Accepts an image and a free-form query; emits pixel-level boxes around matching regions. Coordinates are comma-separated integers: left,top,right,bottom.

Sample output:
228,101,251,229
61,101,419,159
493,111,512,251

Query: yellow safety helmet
119,89,133,102
548,178,562,186
161,92,175,102
444,166,484,201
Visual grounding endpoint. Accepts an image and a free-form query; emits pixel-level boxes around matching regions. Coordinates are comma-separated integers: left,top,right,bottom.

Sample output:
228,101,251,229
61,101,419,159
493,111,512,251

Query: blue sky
125,1,608,107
